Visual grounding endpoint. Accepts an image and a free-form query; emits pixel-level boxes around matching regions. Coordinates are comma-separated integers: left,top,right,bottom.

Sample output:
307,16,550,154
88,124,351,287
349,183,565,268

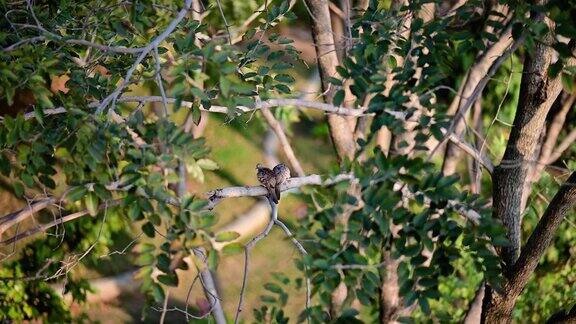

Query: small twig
234,198,277,324
99,232,143,258
96,0,194,114
273,219,307,255
548,127,576,164
184,274,201,322
214,0,232,45
153,47,169,117
273,218,311,321
332,262,386,270
159,290,170,324
447,133,494,173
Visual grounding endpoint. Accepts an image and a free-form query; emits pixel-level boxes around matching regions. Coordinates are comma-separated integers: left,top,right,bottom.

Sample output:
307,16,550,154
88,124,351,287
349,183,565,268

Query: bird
273,163,291,202
256,163,279,203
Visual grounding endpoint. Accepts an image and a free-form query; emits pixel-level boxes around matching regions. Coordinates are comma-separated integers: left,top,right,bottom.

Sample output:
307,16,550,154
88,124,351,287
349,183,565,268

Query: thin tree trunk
305,0,356,161
492,13,566,267
482,172,576,322
464,283,485,324
442,6,512,175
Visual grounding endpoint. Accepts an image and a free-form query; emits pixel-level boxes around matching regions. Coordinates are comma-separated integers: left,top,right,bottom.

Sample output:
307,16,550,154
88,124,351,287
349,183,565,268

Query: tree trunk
482,172,576,322
305,0,356,161
492,13,564,267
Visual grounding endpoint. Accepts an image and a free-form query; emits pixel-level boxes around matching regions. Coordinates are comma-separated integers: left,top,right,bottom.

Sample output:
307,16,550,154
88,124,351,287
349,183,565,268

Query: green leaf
274,74,295,84
137,253,154,266
220,76,231,97
0,154,11,176
13,181,24,197
215,231,240,242
85,192,99,217
561,73,574,93
66,186,87,202
142,222,155,238
192,103,202,125
151,283,165,303
157,254,171,273
196,158,219,170
264,283,283,294
208,250,219,271
158,273,179,287
222,242,244,255
333,89,345,106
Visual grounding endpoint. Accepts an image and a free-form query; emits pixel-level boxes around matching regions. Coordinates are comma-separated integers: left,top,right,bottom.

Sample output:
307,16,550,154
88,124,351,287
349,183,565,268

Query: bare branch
153,47,169,117
305,0,357,160
192,248,227,324
17,96,371,123
260,107,305,177
2,36,45,52
539,95,575,166
431,28,525,162
508,172,576,297
234,199,277,324
205,173,355,209
96,0,194,113
463,283,485,324
0,200,121,246
118,96,370,116
273,218,311,319
447,133,494,174
0,197,55,236
442,17,514,175
159,291,170,324
547,127,576,164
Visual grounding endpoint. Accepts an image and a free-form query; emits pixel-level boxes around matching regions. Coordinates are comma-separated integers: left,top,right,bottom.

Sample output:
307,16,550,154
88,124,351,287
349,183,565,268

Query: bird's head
256,163,263,170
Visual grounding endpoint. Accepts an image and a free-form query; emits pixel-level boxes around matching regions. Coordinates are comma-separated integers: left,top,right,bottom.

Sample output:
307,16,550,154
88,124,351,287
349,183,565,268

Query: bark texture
305,0,356,161
492,14,565,267
482,172,576,323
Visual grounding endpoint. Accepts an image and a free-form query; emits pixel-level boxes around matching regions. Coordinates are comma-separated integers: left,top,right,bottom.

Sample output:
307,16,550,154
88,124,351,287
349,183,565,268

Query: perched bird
272,163,290,186
256,163,279,203
273,163,291,203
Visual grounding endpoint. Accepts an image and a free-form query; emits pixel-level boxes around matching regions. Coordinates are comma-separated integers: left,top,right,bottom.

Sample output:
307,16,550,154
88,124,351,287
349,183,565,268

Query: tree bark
492,13,567,267
482,172,576,322
305,0,356,161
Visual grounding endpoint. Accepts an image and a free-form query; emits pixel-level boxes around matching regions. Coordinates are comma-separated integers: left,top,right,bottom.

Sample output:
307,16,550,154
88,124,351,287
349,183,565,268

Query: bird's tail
274,186,281,204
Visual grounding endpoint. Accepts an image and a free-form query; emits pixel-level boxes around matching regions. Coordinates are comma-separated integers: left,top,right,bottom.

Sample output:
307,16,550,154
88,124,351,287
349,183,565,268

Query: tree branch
95,0,194,113
205,173,355,209
234,198,277,324
431,28,525,162
260,107,305,176
15,96,371,122
0,197,56,236
508,172,576,296
492,35,575,268
447,133,494,174
547,127,576,164
539,95,575,165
